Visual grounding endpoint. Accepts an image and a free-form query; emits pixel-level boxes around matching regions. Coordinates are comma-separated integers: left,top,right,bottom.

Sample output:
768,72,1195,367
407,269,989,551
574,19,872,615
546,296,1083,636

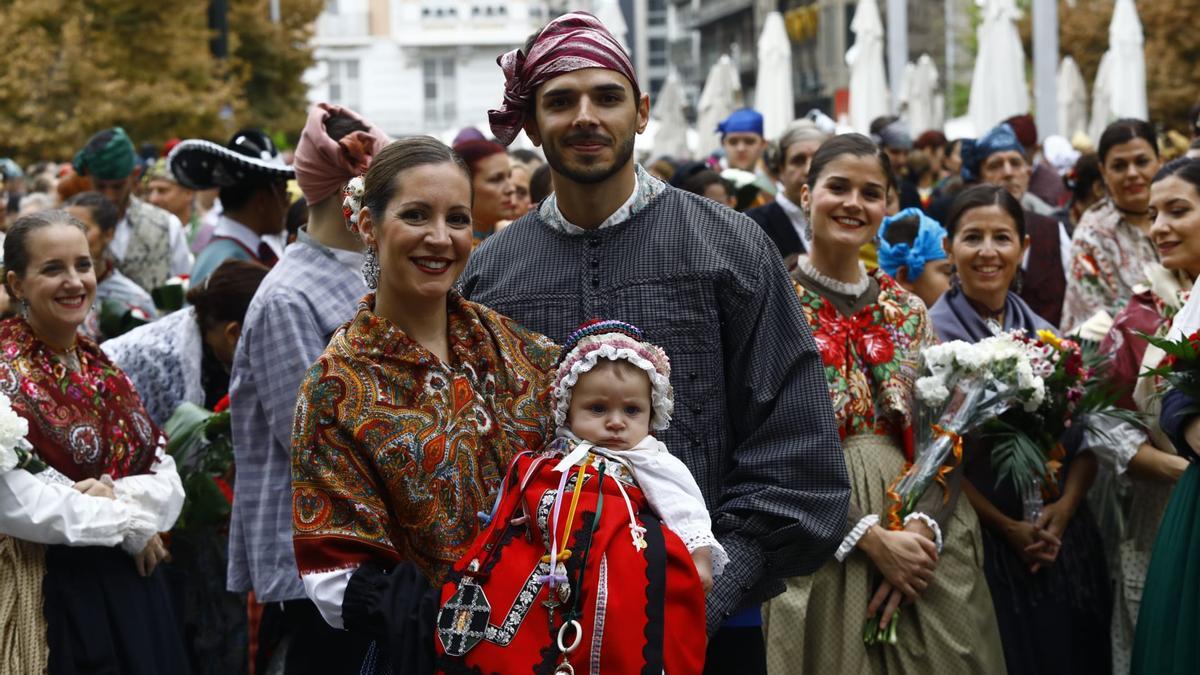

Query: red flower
213,395,230,413
213,476,234,504
814,331,846,367
857,325,895,366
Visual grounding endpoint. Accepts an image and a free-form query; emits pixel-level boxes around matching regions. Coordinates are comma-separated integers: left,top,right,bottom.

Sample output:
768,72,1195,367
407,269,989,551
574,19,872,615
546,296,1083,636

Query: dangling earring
802,210,814,240
361,246,380,289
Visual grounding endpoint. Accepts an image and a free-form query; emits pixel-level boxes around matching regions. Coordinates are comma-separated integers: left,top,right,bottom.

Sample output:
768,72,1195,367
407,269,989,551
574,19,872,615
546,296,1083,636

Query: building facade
306,0,553,138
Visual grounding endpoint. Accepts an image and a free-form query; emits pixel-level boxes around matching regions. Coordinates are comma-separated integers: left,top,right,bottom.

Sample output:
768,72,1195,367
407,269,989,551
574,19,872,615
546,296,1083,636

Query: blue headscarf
960,123,1025,183
877,208,948,281
717,108,764,137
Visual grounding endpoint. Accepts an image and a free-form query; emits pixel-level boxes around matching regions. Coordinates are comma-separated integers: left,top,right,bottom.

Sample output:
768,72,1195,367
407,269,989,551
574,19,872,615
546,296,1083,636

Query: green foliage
0,0,323,164
165,402,234,532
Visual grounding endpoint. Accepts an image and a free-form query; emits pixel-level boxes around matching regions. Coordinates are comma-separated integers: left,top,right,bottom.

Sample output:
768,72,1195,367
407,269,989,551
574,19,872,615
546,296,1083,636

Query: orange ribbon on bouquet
884,423,964,531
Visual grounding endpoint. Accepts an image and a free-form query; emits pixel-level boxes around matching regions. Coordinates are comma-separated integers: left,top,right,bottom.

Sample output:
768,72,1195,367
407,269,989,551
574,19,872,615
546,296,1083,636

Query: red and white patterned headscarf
488,12,639,146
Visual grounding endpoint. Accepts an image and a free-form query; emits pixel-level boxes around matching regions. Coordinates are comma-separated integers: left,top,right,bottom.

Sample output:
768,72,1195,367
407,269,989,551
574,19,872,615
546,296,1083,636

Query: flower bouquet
1141,329,1200,406
0,392,37,475
164,397,234,533
868,333,1041,645
983,330,1139,522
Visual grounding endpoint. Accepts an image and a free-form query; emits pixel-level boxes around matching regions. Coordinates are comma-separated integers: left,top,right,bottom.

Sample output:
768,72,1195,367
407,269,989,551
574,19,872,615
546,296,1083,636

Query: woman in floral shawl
1061,119,1162,332
762,135,1004,674
290,138,558,673
0,211,187,674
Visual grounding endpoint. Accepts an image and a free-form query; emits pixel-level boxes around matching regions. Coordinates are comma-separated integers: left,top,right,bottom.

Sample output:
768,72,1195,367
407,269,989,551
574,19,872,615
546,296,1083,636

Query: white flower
0,393,28,453
916,376,950,406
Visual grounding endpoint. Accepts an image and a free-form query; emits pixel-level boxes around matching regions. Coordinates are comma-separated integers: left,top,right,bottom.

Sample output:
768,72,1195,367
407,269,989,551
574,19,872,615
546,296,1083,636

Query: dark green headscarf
73,127,136,180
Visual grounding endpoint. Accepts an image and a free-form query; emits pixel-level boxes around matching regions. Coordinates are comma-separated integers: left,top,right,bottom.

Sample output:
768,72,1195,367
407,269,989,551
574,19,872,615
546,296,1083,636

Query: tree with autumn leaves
1047,0,1199,133
0,0,323,164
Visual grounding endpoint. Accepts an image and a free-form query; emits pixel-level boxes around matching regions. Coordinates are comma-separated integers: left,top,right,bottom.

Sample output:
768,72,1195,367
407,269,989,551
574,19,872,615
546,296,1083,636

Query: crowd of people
1,9,1199,675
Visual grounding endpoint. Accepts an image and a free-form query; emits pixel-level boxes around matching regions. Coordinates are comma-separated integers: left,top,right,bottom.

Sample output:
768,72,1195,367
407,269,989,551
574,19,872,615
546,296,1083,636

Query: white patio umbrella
696,55,742,157
1057,56,1089,141
1107,0,1147,121
650,69,691,159
967,0,1029,134
903,53,944,134
755,11,794,141
592,0,629,52
1088,51,1113,145
846,0,889,134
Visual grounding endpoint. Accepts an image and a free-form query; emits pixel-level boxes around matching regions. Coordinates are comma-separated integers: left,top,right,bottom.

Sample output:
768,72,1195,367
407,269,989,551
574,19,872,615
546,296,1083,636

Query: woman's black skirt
43,544,190,675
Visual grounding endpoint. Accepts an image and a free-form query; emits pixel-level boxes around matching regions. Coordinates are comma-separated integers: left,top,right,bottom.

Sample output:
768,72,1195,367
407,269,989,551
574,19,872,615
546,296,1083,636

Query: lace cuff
903,512,943,553
119,508,159,556
835,514,879,562
678,530,729,577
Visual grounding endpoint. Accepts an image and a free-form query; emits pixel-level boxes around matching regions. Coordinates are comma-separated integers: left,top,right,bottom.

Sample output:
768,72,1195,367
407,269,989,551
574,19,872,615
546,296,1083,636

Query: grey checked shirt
461,186,850,632
226,230,366,602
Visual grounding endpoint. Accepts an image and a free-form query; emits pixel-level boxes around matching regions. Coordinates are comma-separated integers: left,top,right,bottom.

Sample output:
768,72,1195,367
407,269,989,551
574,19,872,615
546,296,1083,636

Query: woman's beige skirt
0,535,48,675
763,434,1005,674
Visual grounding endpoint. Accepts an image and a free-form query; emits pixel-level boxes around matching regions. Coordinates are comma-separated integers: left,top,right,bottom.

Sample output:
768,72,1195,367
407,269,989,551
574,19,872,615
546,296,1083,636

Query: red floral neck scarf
0,317,163,481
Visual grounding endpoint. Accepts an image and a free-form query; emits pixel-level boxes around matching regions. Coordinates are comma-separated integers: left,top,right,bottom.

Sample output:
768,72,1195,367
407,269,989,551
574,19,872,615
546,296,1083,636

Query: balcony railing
315,11,370,40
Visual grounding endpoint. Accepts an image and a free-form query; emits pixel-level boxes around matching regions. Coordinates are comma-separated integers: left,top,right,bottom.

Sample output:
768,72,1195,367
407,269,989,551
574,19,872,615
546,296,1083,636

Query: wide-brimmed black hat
168,129,295,190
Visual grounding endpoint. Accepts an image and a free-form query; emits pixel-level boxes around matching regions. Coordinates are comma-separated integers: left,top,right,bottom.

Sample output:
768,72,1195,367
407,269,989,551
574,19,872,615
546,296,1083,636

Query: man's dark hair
681,170,732,202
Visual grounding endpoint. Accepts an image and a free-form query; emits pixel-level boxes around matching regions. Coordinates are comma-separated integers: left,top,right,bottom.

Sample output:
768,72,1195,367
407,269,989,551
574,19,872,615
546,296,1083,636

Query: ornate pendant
437,574,492,657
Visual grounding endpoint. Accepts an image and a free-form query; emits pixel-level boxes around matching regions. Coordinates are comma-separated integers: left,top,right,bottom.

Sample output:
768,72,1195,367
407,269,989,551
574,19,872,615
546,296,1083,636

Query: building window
423,56,457,128
328,59,361,111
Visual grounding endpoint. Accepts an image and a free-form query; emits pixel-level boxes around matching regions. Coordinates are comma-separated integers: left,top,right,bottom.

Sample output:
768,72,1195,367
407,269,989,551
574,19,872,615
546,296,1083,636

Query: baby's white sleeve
626,444,728,576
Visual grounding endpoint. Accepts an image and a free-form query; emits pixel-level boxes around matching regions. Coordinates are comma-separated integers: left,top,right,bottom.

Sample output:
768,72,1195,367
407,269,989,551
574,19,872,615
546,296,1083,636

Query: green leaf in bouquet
165,402,216,473
1138,331,1200,361
98,298,150,340
151,283,186,313
177,471,233,531
987,420,1052,494
165,402,235,534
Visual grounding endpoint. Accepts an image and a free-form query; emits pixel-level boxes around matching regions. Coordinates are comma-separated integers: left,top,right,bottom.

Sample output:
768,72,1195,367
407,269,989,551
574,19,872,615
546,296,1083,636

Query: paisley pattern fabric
291,292,558,583
1061,199,1159,332
119,197,175,293
0,317,163,481
795,268,934,458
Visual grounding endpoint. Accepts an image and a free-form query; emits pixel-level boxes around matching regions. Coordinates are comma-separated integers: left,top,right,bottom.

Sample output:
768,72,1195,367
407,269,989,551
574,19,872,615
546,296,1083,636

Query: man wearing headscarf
74,127,192,292
226,103,386,674
461,12,849,673
946,122,1072,326
1005,113,1068,209
718,108,767,172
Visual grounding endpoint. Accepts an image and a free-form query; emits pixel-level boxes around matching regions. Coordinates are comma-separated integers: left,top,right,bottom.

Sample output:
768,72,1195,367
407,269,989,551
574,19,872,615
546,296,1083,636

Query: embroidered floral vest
119,197,174,291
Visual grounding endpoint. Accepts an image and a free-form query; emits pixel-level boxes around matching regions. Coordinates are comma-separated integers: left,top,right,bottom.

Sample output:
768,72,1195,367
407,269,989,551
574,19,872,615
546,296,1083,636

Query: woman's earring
361,246,380,289
802,212,814,240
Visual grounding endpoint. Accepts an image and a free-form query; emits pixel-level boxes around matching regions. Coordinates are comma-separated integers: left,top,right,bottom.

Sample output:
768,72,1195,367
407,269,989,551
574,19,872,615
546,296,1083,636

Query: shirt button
692,439,701,449
691,404,701,414
588,238,600,248
689,372,698,380
592,276,600,288
590,259,600,268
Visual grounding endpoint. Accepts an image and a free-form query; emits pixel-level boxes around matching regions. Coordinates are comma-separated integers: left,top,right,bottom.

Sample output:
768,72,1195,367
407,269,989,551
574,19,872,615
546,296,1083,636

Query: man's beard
544,130,636,185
